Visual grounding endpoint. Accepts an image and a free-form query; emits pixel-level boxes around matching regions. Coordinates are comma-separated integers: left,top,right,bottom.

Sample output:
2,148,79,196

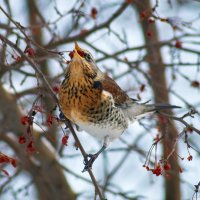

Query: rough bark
135,1,181,200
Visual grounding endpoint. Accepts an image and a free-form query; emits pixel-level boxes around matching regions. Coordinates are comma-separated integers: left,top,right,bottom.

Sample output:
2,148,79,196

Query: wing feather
99,74,131,106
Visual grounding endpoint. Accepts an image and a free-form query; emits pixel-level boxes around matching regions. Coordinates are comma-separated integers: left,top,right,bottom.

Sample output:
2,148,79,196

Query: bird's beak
73,42,82,60
74,41,81,51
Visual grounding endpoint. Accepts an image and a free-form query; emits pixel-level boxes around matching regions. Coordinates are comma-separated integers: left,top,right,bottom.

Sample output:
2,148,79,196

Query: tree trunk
0,85,76,200
135,1,181,200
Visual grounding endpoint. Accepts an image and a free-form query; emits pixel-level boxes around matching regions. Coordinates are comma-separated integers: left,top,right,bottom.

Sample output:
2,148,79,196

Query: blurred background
0,0,200,199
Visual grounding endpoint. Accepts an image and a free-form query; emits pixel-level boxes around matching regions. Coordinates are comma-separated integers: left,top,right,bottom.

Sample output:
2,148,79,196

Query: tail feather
122,102,181,122
147,103,181,112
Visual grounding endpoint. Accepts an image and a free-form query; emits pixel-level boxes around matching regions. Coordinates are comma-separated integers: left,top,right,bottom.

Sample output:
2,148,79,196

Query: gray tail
148,103,181,112
123,102,180,122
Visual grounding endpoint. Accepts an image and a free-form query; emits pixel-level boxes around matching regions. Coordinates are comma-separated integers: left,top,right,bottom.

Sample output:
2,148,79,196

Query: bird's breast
59,78,102,122
59,79,128,131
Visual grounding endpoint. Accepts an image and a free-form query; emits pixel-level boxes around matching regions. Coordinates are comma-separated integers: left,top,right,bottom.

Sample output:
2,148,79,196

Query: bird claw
82,154,98,173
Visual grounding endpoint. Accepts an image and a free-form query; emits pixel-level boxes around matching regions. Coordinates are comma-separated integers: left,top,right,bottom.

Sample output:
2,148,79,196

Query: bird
59,42,180,172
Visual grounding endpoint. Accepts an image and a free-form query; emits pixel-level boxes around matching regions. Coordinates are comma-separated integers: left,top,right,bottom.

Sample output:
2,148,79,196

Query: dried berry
91,7,98,19
191,81,199,88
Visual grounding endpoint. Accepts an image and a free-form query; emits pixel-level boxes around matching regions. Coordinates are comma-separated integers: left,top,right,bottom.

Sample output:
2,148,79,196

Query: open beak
75,41,81,52
73,42,82,59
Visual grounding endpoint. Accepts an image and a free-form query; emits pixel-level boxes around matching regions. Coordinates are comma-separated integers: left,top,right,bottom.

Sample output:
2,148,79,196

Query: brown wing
100,74,131,106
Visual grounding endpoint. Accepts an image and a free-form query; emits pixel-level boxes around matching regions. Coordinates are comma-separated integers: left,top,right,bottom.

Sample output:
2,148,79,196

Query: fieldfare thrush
59,42,180,172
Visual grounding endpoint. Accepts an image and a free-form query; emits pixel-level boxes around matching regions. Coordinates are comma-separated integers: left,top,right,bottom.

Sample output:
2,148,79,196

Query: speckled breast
59,77,128,132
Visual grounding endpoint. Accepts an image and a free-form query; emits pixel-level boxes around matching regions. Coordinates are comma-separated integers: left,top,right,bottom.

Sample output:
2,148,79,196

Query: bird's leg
82,136,109,172
82,145,106,172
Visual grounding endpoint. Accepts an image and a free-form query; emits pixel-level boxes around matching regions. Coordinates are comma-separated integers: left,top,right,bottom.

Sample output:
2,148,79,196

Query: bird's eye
85,53,92,62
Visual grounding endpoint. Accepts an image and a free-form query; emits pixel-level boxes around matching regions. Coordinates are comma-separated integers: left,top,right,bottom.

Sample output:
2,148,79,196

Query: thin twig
0,34,105,200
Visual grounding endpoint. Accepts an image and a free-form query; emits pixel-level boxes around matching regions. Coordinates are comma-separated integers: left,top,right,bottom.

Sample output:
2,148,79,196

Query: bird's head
67,42,99,79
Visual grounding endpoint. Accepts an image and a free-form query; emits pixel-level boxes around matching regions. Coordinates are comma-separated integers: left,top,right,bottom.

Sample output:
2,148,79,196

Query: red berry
62,135,69,146
26,141,36,153
18,136,26,144
0,155,9,163
152,165,162,176
11,159,17,168
175,40,182,48
20,116,29,125
164,163,171,170
187,155,193,161
25,47,35,56
53,86,60,93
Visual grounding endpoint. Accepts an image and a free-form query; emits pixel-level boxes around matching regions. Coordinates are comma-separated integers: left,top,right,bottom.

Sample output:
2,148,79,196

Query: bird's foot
82,153,98,173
